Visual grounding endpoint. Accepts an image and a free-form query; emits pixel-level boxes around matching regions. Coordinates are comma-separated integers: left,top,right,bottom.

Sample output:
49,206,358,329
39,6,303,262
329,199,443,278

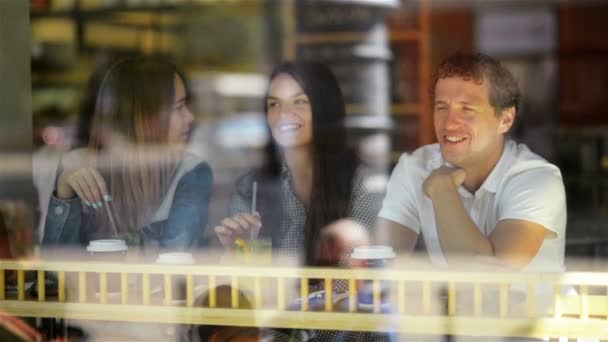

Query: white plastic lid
156,252,195,265
86,239,128,253
351,245,396,260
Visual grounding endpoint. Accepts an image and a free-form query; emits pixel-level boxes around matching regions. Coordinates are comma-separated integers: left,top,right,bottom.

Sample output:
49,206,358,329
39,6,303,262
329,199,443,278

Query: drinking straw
103,200,119,237
250,181,257,240
251,181,257,215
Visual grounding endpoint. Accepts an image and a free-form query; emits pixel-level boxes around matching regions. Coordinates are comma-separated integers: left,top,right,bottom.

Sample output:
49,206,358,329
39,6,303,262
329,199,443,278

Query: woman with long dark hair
214,61,382,265
43,57,213,250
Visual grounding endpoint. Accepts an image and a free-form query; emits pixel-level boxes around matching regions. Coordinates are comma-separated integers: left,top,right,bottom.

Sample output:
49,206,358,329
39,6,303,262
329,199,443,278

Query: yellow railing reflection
0,258,607,339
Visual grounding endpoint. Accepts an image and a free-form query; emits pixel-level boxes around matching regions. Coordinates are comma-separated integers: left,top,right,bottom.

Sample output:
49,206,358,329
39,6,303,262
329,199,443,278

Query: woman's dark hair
237,61,358,266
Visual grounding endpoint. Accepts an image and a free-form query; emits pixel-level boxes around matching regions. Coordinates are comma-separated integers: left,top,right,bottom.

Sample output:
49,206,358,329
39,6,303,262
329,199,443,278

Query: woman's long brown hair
237,62,358,265
88,57,185,242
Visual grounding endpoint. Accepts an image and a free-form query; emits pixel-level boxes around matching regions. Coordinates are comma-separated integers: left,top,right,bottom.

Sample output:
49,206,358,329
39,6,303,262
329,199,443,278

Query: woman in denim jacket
42,57,212,250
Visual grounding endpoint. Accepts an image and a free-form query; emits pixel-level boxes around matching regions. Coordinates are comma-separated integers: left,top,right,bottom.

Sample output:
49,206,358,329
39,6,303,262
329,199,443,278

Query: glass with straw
234,182,271,263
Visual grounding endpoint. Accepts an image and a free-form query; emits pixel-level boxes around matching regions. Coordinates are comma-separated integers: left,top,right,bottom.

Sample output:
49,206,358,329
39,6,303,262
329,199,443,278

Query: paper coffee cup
351,245,395,268
351,245,395,308
85,239,128,300
156,252,195,265
86,239,128,253
155,253,195,305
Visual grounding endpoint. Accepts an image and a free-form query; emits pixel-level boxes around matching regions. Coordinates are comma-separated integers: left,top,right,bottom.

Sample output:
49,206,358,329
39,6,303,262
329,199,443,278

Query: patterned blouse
228,164,393,341
229,164,383,256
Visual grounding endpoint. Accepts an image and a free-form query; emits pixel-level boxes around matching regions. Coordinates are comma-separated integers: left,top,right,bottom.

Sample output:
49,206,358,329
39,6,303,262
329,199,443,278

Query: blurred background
0,0,607,262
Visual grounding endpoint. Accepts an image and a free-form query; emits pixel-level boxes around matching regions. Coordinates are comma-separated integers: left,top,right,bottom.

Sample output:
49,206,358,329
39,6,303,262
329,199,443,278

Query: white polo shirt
379,140,567,272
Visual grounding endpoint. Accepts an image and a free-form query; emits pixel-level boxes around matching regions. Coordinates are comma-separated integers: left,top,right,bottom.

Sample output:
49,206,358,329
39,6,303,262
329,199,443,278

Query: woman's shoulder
351,163,388,196
176,155,213,188
188,162,213,180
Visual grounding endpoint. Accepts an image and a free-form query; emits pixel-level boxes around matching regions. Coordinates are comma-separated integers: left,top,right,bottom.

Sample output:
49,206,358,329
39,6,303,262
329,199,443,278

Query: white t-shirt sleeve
498,167,566,239
378,154,421,234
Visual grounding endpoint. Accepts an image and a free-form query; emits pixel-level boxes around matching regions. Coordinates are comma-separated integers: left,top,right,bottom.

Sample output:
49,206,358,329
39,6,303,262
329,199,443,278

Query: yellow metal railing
1,258,607,339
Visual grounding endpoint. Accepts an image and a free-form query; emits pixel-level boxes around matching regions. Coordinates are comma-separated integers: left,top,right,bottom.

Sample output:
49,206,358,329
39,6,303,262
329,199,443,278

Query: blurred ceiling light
213,74,267,98
215,113,269,148
325,0,399,6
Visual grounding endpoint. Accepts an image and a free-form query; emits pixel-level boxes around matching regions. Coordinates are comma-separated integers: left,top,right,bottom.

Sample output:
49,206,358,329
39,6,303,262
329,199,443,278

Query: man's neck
462,139,506,193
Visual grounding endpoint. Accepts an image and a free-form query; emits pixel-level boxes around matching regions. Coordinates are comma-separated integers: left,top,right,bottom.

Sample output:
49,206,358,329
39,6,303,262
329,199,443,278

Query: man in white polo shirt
377,52,566,271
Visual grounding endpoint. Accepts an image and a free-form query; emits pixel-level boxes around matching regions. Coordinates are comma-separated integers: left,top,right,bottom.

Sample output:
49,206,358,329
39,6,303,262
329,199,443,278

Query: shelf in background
345,103,421,116
390,30,421,42
293,30,422,45
31,4,177,19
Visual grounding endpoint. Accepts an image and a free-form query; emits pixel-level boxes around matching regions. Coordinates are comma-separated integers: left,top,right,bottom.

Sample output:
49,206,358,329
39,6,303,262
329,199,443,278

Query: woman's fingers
241,213,261,227
67,171,95,205
232,215,251,232
214,225,232,237
241,213,262,238
88,168,111,207
221,217,248,236
90,169,110,202
215,213,263,248
67,176,91,206
65,168,108,208
233,213,262,238
80,169,104,205
214,225,234,247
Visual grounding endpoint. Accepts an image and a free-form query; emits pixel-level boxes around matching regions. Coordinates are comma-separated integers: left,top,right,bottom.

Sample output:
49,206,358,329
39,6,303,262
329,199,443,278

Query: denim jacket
42,156,213,251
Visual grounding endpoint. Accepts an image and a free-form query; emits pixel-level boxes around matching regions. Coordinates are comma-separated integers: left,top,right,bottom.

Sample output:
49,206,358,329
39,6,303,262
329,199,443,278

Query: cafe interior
1,0,608,340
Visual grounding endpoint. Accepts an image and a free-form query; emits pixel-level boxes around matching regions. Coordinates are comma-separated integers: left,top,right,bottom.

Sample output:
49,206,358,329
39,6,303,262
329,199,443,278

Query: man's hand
423,166,466,199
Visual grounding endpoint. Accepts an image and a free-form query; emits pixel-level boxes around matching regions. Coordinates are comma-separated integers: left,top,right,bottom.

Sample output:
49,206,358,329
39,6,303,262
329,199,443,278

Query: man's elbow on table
487,219,550,270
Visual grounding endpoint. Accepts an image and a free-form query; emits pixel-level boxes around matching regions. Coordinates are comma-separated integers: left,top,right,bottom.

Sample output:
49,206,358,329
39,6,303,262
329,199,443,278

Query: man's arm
374,217,419,255
424,167,549,270
489,219,547,269
427,182,493,258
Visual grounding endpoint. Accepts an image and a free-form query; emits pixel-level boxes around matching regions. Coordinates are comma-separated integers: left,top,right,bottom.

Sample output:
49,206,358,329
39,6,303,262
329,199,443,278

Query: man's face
433,76,514,169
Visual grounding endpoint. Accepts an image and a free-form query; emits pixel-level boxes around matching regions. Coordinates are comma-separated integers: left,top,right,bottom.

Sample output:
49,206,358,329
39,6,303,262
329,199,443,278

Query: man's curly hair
431,52,520,116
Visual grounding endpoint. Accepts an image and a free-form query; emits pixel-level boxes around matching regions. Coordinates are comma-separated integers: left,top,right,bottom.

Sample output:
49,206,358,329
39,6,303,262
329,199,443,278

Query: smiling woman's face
266,73,313,149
